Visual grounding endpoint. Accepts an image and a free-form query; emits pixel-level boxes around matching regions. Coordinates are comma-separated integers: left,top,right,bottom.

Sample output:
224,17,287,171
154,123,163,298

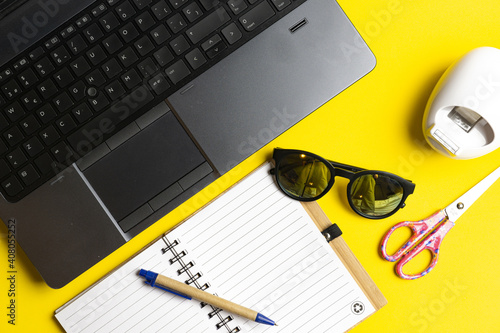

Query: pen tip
274,323,278,326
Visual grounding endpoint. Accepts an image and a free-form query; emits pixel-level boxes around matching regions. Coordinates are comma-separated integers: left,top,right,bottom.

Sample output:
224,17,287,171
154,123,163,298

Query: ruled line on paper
183,173,272,241
190,182,281,251
203,210,298,271
64,252,159,324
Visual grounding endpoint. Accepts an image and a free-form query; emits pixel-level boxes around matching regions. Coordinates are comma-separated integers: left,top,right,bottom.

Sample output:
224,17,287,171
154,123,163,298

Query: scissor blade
445,166,500,222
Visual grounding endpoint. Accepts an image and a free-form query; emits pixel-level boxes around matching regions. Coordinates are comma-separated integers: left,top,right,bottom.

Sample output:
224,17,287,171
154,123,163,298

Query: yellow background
1,0,500,332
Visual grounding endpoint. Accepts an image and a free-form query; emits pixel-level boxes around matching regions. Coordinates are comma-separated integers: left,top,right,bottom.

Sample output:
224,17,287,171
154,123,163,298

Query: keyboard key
185,48,206,70
4,127,24,147
91,3,108,17
121,69,141,89
39,126,59,146
72,103,93,123
35,104,57,124
53,68,74,88
35,153,55,175
50,45,71,65
102,59,122,79
21,91,42,111
0,113,8,131
60,24,77,38
68,85,154,153
271,0,291,11
18,164,40,186
186,8,230,44
206,42,227,58
222,22,242,44
116,1,136,21
199,0,219,11
201,34,222,51
151,0,172,20
84,23,104,43
170,35,190,55
67,35,88,55
135,12,155,31
53,92,74,113
28,47,44,61
102,34,123,54
132,0,152,10
87,45,107,65
0,68,13,82
1,80,22,99
70,57,92,77
20,115,41,136
239,1,275,31
69,81,87,102
118,47,139,67
85,69,107,86
150,24,171,45
44,35,61,49
227,0,247,14
166,13,186,34
169,0,188,9
51,142,76,164
165,60,191,84
23,137,44,157
0,160,10,179
6,148,27,168
100,12,120,32
135,36,155,56
17,68,37,88
89,93,110,112
119,22,140,43
34,57,55,77
104,81,126,100
37,79,58,99
137,58,158,78
4,102,25,122
56,114,77,134
183,2,203,22
0,139,8,155
148,73,170,95
76,14,92,28
2,176,23,197
39,126,60,146
12,57,28,71
153,46,174,67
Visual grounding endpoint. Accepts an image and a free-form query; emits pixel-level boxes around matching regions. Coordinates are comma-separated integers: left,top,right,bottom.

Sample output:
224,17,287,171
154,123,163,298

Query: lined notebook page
56,163,375,332
55,240,215,333
165,163,375,332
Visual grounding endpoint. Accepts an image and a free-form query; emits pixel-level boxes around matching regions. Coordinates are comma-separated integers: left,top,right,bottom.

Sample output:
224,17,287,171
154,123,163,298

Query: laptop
0,0,375,288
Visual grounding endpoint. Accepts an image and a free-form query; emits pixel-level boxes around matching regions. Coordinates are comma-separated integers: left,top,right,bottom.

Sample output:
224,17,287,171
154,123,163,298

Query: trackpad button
83,112,205,221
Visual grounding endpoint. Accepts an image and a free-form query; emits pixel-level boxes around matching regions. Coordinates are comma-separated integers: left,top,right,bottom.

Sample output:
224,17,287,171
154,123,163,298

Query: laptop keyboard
0,0,306,203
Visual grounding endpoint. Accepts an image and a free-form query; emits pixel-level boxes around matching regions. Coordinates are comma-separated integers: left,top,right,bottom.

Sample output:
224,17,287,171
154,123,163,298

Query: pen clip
144,280,192,300
140,269,192,300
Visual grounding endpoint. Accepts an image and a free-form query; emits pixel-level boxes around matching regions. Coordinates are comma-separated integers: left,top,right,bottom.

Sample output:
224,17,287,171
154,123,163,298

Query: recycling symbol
351,301,365,315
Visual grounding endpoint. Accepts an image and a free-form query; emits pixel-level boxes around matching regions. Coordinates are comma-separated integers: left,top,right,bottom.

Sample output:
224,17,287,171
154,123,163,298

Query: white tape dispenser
423,47,500,159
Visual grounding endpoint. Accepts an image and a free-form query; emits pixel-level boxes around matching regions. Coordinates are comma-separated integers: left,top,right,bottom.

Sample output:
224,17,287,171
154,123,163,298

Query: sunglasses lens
276,153,332,199
350,174,404,217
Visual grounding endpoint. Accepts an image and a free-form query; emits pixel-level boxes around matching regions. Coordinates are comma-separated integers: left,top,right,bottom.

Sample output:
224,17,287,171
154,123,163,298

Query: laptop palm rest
83,111,206,223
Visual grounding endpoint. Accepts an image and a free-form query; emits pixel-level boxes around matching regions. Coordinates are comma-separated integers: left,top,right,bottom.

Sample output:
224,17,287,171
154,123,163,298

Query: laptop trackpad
83,111,205,222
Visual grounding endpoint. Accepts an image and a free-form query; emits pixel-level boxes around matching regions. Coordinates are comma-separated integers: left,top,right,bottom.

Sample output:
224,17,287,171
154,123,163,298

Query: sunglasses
271,148,416,219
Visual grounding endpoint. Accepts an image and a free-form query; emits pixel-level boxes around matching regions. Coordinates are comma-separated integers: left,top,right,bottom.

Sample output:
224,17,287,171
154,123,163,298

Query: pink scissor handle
380,210,447,262
395,218,455,279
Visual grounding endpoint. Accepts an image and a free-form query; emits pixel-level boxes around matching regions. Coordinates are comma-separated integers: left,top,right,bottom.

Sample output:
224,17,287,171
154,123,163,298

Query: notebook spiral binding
162,236,241,333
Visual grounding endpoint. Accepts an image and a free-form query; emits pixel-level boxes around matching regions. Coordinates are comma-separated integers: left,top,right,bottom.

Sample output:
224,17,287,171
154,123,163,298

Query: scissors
380,166,500,280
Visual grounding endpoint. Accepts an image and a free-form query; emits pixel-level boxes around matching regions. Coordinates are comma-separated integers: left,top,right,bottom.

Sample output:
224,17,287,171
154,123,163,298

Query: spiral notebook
55,163,386,332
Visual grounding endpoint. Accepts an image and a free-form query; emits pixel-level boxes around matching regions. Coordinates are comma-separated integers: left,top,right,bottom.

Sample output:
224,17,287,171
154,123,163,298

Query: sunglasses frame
271,148,416,219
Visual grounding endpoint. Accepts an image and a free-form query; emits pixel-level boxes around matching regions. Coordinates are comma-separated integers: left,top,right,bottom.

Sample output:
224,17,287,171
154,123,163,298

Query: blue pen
139,269,277,326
